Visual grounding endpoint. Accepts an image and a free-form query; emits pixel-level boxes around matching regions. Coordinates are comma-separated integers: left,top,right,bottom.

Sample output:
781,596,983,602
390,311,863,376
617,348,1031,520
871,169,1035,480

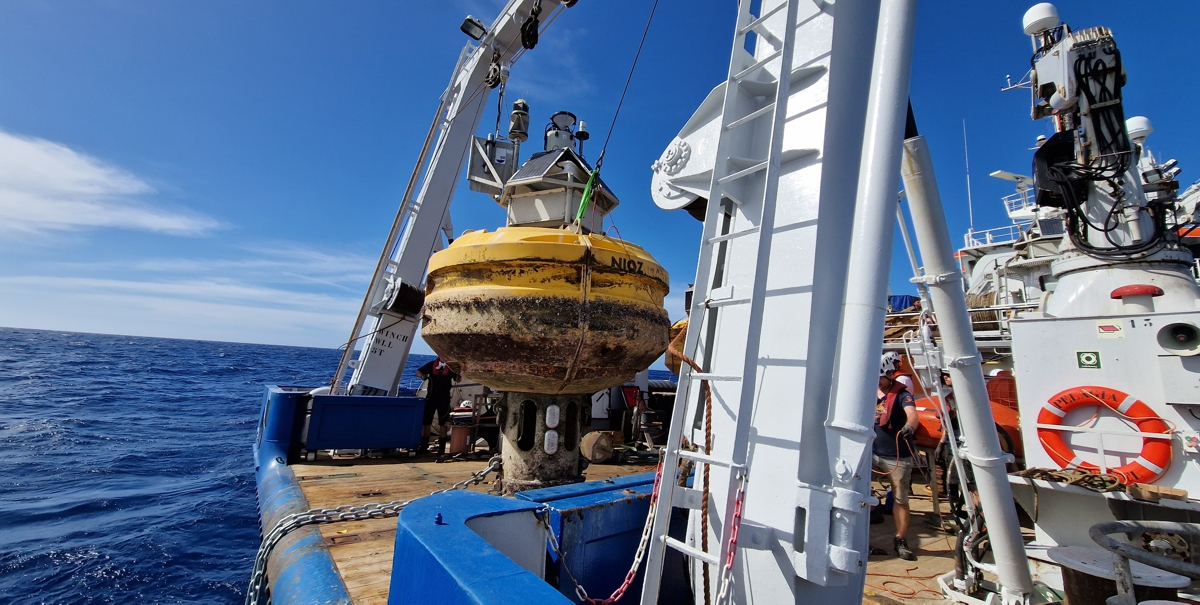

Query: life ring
1037,386,1172,485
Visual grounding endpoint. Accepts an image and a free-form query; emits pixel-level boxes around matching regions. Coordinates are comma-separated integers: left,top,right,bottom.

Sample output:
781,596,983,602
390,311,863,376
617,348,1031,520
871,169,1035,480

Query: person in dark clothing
872,353,920,561
416,357,459,455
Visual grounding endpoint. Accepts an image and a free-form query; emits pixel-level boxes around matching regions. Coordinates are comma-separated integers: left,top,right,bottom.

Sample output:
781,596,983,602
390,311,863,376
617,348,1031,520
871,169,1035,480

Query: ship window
564,401,578,451
517,400,537,451
794,507,807,553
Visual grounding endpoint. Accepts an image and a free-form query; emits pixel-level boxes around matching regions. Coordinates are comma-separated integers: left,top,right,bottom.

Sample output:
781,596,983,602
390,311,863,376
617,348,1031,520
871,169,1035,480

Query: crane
319,1,1044,602
331,0,573,396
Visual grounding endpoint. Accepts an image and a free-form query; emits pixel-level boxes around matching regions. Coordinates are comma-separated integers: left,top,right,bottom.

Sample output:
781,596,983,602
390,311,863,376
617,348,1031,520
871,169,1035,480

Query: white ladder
640,1,801,602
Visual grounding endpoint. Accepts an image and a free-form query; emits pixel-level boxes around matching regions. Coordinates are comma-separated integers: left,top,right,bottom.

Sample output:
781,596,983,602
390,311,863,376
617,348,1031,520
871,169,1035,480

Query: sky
1,0,1198,362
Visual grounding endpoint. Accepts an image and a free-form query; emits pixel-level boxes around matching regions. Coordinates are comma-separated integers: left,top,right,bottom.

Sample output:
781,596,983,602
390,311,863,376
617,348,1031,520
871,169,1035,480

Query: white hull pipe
824,0,918,594
901,134,1035,602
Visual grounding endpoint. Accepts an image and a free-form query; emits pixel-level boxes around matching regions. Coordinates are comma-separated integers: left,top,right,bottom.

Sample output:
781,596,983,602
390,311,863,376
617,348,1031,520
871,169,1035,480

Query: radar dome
1126,116,1154,143
1023,3,1059,36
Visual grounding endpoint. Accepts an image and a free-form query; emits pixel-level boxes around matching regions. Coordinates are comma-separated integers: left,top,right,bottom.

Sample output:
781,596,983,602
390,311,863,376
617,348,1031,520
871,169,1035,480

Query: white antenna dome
1023,3,1060,36
1126,116,1154,143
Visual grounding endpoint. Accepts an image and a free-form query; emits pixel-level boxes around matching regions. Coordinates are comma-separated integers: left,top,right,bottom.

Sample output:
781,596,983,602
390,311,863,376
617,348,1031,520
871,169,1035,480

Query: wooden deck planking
290,456,657,604
864,471,962,604
288,455,981,603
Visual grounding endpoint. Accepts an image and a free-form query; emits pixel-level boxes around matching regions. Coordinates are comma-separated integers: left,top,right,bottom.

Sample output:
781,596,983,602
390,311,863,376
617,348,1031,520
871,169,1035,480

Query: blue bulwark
254,386,352,605
388,474,656,604
390,491,569,604
306,393,424,450
520,474,655,603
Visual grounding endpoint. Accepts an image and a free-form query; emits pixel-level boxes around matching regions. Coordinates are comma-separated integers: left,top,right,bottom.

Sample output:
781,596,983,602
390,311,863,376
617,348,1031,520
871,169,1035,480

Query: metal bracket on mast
910,271,962,285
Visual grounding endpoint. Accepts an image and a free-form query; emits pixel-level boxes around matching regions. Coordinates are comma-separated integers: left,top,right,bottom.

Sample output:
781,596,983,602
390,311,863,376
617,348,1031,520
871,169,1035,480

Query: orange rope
865,579,944,599
667,327,713,605
867,581,915,598
868,565,954,580
1078,388,1178,433
1037,388,1175,482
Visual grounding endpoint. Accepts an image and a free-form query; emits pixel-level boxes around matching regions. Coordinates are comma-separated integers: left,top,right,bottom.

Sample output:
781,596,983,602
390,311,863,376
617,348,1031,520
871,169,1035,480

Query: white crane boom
333,0,568,395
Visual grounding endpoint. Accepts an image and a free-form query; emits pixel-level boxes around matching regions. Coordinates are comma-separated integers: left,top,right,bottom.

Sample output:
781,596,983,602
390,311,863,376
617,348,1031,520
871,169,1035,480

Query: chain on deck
245,456,502,605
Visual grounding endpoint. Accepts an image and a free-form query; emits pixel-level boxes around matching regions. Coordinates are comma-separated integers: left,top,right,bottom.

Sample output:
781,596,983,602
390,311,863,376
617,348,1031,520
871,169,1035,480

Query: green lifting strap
574,168,601,223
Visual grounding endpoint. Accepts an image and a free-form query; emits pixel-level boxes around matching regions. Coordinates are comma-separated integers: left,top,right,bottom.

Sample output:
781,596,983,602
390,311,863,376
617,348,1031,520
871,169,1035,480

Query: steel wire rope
556,233,594,394
447,4,565,126
447,4,564,219
573,0,661,223
329,102,479,392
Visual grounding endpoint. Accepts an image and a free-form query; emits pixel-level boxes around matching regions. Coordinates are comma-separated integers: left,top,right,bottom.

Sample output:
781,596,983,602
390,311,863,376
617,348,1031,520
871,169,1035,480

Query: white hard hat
881,352,902,377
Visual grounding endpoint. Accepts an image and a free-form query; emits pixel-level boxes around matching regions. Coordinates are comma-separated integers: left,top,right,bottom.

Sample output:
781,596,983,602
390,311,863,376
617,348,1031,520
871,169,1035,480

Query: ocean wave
0,328,339,603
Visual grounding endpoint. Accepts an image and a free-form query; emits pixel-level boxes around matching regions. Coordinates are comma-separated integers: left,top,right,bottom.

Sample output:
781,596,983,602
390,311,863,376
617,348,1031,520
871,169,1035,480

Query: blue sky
1,0,1197,360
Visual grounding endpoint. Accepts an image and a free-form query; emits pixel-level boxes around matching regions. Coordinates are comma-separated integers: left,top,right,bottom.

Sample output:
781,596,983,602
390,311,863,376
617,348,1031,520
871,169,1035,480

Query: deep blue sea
0,327,434,604
0,327,674,604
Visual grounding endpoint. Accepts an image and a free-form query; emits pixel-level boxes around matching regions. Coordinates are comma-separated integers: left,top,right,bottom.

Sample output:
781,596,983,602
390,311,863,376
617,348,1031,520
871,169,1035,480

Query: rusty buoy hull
422,227,670,395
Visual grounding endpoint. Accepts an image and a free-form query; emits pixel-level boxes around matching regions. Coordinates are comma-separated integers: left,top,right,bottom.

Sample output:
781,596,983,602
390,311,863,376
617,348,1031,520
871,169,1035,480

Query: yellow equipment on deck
422,226,670,395
664,317,688,376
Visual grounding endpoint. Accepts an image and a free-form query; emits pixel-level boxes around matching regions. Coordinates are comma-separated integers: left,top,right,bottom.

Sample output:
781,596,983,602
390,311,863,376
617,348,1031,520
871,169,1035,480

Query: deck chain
535,463,664,604
245,456,501,605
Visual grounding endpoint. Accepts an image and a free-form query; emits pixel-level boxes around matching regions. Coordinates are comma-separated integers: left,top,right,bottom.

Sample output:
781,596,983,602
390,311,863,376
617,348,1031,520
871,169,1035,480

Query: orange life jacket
878,380,910,428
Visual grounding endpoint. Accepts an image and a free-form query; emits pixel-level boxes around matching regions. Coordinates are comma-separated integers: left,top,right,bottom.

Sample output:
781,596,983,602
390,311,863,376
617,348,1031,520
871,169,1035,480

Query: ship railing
1002,189,1035,217
883,303,1039,346
963,223,1030,248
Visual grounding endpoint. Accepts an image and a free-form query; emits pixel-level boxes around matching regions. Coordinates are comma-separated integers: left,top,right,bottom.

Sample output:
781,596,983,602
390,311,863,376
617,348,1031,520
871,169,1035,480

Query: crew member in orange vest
873,353,920,561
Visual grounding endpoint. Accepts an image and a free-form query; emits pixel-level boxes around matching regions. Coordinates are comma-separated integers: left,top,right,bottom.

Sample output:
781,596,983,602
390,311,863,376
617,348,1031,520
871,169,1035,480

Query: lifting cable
573,0,661,225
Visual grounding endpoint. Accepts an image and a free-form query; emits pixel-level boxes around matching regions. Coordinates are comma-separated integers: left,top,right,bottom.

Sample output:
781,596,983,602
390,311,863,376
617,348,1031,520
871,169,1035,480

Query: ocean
0,327,432,604
0,327,673,604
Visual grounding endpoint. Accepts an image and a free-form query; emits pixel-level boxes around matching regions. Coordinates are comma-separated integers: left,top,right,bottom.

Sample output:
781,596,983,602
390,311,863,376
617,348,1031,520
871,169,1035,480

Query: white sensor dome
1126,116,1154,142
1023,3,1060,36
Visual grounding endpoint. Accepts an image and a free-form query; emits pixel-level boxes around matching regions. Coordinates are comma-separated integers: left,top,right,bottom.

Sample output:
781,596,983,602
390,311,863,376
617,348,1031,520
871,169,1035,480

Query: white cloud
0,244,437,352
130,244,374,291
504,26,593,104
0,130,218,236
0,275,352,348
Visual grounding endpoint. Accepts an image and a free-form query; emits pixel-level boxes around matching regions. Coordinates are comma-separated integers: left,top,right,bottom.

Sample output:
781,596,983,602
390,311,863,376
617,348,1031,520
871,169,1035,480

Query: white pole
963,120,975,233
824,0,918,589
901,135,1035,601
896,203,934,312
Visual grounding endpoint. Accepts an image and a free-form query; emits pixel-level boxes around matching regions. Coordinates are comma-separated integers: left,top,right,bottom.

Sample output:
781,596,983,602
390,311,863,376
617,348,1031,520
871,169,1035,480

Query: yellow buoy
422,226,670,394
664,317,688,376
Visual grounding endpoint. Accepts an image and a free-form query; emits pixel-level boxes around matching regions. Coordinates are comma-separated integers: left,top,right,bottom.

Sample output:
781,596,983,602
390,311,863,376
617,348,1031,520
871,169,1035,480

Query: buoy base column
496,392,590,494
